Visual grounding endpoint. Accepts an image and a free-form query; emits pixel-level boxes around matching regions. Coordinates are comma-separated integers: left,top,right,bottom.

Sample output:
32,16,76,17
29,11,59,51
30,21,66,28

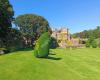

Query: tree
0,0,14,47
94,26,100,38
72,26,100,39
34,32,50,58
14,14,51,47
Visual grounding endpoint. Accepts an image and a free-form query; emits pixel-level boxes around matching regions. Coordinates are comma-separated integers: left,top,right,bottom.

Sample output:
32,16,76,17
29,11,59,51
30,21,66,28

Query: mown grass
0,48,100,80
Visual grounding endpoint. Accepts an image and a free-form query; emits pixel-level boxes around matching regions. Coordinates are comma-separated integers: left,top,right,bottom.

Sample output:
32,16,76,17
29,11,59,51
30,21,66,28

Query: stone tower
51,27,71,48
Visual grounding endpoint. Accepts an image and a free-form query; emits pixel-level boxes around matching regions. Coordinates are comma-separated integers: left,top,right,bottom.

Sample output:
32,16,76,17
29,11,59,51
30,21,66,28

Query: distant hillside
72,26,100,39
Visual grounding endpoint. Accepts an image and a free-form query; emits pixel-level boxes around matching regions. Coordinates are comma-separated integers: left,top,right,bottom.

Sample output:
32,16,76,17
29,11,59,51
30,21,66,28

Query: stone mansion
51,28,80,48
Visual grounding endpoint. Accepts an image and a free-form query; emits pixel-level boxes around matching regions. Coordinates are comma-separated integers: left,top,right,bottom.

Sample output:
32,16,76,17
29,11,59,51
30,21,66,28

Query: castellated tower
51,27,71,48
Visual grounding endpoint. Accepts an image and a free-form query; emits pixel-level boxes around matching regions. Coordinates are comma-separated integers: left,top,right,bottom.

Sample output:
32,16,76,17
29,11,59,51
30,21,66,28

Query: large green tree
0,0,14,47
14,14,51,47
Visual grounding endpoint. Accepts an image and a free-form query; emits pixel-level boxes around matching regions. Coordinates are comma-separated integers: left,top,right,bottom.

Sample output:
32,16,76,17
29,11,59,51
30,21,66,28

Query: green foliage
86,36,97,48
98,42,100,48
15,14,51,37
86,40,90,48
0,48,9,54
49,37,58,49
15,14,51,47
72,26,100,39
34,32,50,58
5,28,24,52
0,48,6,51
91,40,97,48
0,0,14,48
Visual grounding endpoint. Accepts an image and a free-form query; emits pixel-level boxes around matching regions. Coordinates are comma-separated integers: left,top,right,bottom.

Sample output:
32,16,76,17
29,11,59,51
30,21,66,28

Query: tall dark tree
0,0,14,47
14,14,51,47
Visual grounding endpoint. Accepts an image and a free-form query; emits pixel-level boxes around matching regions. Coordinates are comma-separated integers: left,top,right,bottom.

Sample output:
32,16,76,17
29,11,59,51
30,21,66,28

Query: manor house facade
51,28,80,48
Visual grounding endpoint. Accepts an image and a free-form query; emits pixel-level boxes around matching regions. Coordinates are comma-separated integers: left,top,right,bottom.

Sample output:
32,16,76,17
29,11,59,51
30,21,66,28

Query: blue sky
9,0,100,33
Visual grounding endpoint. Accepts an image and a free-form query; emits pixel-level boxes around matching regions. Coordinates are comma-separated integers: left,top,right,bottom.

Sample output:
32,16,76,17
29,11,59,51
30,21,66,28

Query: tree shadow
49,53,56,55
46,56,62,60
10,48,33,53
18,48,33,51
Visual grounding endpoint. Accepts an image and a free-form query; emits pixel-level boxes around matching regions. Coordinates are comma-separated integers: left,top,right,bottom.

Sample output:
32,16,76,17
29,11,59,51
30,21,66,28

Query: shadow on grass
49,53,56,55
18,48,33,51
46,56,62,60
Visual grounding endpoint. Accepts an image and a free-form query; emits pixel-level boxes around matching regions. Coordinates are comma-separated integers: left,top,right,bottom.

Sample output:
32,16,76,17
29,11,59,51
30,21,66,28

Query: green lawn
0,48,100,80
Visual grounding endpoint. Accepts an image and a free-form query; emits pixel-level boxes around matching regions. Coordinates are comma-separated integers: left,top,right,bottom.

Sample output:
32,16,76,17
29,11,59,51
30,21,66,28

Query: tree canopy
72,26,100,39
0,0,14,47
15,14,51,37
14,14,51,47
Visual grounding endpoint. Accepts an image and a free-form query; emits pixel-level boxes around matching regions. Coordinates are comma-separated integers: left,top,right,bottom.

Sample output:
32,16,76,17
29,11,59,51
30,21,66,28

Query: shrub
86,36,97,48
34,32,50,58
98,42,100,48
49,37,58,49
0,48,9,55
91,40,97,48
86,41,90,48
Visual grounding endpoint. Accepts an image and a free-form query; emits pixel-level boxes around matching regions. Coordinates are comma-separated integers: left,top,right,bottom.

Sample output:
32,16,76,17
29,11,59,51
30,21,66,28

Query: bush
49,37,58,49
0,48,9,55
34,32,50,58
98,42,100,48
86,41,90,48
86,36,97,48
91,40,97,48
